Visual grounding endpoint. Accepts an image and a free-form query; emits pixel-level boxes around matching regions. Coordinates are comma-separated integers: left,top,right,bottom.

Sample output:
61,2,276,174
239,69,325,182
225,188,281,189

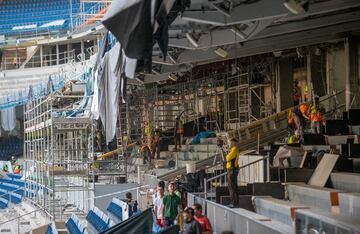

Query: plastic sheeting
100,208,153,234
0,107,16,131
0,74,64,110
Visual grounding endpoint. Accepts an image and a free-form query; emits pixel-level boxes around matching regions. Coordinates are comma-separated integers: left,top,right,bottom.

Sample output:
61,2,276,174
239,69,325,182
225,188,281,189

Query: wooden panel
308,153,339,187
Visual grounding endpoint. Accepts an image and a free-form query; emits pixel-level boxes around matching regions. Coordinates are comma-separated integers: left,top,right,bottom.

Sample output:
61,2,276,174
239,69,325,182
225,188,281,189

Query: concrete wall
276,58,293,112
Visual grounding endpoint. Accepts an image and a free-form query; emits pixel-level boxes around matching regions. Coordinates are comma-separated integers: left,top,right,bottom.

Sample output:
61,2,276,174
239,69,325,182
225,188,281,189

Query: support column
345,37,359,110
56,44,59,65
40,45,43,67
80,40,85,62
307,48,327,99
276,58,293,112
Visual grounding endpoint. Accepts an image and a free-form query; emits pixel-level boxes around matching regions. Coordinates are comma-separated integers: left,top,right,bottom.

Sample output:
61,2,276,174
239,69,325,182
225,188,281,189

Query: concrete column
80,40,85,61
345,37,359,110
276,58,293,112
40,45,43,67
56,44,59,65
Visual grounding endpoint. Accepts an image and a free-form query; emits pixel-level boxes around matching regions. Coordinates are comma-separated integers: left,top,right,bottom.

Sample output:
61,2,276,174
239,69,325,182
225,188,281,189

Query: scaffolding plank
308,153,339,187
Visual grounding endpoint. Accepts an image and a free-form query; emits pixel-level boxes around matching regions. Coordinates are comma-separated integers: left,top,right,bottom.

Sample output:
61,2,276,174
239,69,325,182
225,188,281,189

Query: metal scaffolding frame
118,57,275,141
23,94,94,221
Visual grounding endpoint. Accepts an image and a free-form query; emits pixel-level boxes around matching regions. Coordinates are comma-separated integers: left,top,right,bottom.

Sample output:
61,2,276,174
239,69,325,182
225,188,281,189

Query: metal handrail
204,154,270,199
206,155,269,183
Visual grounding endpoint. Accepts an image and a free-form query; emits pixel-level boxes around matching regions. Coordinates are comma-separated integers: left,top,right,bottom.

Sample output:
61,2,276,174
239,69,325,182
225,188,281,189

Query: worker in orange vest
309,96,324,134
293,102,310,137
288,109,296,131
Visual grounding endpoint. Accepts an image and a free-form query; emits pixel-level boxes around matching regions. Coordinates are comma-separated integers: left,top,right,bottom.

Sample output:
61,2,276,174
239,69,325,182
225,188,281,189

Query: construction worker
2,164,8,173
225,138,240,208
152,127,162,159
140,142,152,165
12,56,17,68
174,116,184,151
293,102,309,137
287,109,296,131
293,80,301,106
288,130,302,144
309,96,324,134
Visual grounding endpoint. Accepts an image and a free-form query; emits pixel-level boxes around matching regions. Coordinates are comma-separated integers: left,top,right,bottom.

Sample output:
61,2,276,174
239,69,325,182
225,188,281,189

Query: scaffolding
24,94,94,220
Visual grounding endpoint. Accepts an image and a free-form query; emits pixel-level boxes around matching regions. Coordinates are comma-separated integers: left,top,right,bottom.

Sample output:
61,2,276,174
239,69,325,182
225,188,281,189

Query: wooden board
308,153,339,187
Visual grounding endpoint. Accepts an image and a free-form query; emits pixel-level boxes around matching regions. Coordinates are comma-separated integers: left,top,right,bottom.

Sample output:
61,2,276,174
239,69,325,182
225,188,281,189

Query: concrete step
286,183,343,212
295,208,360,233
330,172,360,193
339,193,360,218
177,160,198,169
160,151,214,161
253,196,309,226
168,144,218,152
232,208,292,234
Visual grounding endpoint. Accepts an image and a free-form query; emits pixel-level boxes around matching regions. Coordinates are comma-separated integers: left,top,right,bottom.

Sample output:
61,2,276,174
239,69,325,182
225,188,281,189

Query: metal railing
204,154,270,199
1,50,75,70
72,1,111,32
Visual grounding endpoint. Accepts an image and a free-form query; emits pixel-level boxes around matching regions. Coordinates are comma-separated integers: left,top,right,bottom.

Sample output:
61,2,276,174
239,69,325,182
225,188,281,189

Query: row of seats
0,138,23,160
0,177,25,187
0,188,22,204
0,0,96,35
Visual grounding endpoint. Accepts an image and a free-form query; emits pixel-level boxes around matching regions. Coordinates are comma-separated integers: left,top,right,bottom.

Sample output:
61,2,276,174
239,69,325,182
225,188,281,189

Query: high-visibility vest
288,135,300,144
309,106,323,122
299,103,309,115
288,110,294,125
176,119,184,134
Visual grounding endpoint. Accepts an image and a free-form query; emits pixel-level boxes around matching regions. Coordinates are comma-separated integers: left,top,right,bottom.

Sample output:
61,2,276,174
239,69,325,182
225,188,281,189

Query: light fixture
231,27,247,40
283,0,309,15
214,47,228,58
212,0,233,17
168,73,178,82
186,33,199,48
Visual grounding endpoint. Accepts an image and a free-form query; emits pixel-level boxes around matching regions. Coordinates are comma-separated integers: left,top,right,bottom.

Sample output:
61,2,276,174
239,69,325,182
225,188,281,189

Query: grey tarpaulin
102,0,153,60
102,0,190,70
100,208,153,234
158,225,180,234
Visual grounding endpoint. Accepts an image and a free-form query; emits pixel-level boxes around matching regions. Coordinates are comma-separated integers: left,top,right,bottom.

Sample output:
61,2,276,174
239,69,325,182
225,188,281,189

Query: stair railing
204,154,270,200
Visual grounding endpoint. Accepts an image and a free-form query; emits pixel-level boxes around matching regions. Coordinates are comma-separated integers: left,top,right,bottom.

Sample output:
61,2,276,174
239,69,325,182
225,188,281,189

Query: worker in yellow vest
225,138,240,207
288,130,303,144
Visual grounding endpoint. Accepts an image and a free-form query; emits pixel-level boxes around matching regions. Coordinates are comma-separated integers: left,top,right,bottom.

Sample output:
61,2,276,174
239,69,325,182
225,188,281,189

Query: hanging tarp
100,208,153,234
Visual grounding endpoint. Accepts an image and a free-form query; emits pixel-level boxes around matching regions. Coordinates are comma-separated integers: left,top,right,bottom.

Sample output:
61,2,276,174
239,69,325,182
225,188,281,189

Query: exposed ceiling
141,0,360,83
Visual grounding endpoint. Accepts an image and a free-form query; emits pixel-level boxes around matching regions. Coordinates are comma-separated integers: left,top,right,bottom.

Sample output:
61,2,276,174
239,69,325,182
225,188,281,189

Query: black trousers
227,168,239,206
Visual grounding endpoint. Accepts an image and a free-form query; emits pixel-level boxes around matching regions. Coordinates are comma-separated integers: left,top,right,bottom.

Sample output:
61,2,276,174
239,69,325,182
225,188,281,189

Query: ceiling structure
142,0,360,83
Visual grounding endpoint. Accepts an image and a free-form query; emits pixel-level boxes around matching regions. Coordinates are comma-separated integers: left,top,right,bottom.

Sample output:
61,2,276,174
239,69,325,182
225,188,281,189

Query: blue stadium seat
86,208,111,232
0,197,8,209
0,0,97,35
107,202,122,221
66,214,87,234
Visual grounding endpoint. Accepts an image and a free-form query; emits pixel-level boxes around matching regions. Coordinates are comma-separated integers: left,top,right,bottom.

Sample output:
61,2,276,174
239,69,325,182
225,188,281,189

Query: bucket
186,163,196,174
